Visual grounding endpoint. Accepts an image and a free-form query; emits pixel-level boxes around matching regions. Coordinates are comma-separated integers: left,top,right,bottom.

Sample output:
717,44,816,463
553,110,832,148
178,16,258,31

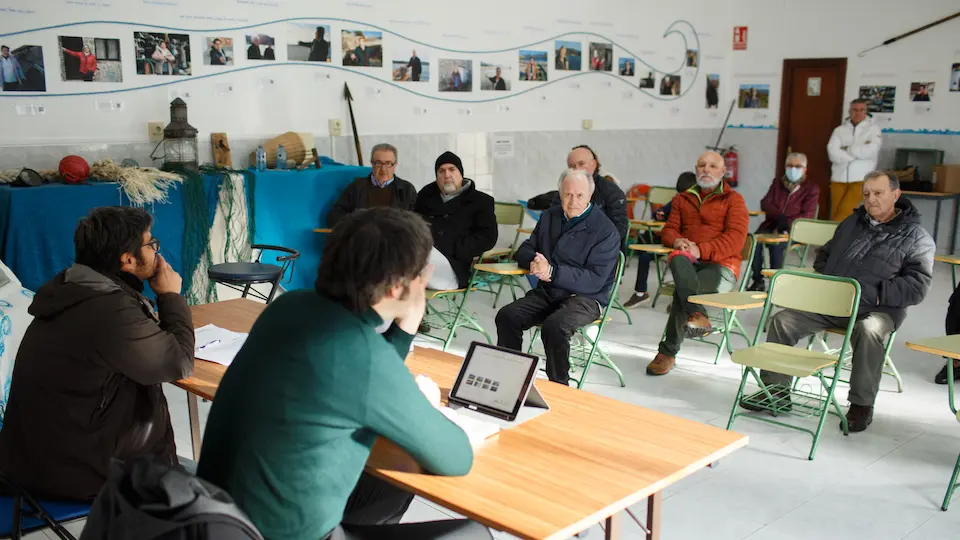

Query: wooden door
777,59,847,219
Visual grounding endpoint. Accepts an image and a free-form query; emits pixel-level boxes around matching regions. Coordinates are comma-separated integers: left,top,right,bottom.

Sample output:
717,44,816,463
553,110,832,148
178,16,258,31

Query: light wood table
754,233,789,244
473,262,528,275
906,336,960,415
761,266,816,278
629,220,665,229
627,243,673,255
748,210,765,217
176,299,748,540
626,196,646,203
313,228,332,233
518,227,535,235
689,291,767,310
935,255,960,288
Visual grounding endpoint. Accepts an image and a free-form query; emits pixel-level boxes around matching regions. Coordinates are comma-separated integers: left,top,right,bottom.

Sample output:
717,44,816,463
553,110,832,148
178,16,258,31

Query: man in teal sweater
197,208,490,540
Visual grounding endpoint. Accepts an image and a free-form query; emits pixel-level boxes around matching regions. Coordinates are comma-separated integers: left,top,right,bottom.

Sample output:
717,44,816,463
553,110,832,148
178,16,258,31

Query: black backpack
79,459,263,540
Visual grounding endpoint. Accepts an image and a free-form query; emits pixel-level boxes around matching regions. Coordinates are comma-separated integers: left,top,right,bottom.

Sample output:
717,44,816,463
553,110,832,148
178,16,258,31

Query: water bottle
276,145,287,170
255,145,266,172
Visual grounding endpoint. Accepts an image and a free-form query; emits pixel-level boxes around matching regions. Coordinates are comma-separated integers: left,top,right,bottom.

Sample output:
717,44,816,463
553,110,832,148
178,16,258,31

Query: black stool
207,244,300,304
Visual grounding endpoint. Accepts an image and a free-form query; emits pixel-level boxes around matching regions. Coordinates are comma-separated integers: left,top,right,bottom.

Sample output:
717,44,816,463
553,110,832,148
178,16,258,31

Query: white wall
0,0,734,145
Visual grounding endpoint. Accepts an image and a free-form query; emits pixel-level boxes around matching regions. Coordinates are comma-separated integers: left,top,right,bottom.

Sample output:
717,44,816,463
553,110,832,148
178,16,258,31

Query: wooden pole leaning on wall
858,10,960,57
344,82,364,167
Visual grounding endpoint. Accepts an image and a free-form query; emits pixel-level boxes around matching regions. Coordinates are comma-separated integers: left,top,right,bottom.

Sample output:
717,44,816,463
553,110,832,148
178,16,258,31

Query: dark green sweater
196,290,474,539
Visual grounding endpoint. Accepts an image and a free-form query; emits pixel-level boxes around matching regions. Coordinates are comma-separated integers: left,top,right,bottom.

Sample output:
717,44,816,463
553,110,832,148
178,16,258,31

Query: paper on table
440,407,499,448
194,324,248,367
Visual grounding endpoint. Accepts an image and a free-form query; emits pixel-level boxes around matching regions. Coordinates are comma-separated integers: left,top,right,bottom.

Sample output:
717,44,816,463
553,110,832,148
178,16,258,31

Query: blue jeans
751,242,786,282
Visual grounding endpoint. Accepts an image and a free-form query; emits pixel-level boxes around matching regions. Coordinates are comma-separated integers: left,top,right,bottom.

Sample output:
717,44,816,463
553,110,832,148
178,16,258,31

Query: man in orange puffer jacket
647,151,749,376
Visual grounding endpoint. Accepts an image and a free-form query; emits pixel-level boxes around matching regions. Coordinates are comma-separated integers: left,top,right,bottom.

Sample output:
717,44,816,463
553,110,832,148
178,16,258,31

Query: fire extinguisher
723,146,739,188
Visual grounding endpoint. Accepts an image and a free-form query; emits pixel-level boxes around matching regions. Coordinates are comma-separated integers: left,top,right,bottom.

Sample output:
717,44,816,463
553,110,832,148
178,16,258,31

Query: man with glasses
326,143,417,228
0,206,194,501
827,98,882,221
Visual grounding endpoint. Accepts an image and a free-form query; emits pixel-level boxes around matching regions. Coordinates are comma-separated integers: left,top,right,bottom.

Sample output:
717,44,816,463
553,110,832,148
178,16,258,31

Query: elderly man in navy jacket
495,169,620,386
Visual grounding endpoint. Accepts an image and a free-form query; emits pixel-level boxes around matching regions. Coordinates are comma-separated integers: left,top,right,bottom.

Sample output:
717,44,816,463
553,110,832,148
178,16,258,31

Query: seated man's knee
854,314,891,342
541,316,577,341
668,254,692,273
495,304,519,328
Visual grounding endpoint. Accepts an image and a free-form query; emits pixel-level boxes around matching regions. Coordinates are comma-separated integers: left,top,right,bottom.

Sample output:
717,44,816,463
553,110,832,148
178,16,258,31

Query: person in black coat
496,169,620,386
326,143,417,227
247,36,262,60
415,151,497,290
407,50,422,81
298,27,330,62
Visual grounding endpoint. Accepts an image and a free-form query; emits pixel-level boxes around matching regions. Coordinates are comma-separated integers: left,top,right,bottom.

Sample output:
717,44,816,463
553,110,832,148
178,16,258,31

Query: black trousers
495,288,601,385
945,285,960,367
325,473,492,540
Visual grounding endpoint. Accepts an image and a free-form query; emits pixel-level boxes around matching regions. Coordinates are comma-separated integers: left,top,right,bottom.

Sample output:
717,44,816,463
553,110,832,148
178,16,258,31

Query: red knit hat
59,155,90,184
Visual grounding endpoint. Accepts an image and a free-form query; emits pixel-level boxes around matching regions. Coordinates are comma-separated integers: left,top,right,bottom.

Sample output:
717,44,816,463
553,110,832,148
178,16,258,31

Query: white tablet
448,342,540,422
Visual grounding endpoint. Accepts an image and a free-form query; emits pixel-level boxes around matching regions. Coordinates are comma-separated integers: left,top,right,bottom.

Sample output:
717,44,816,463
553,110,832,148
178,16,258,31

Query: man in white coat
827,98,882,221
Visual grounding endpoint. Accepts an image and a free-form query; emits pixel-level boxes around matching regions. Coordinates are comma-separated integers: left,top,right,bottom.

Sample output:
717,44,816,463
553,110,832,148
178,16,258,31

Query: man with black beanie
415,151,497,290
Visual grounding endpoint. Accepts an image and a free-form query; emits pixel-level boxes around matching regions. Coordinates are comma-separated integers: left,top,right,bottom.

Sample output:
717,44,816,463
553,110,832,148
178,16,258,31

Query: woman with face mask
746,152,821,292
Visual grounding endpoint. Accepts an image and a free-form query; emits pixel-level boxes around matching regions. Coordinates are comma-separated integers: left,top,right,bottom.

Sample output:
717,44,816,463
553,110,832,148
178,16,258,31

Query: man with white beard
415,151,497,291
646,151,750,376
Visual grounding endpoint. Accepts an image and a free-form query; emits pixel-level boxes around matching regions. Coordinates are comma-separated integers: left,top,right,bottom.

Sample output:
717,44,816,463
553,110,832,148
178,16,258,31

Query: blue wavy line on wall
0,18,699,101
728,125,960,136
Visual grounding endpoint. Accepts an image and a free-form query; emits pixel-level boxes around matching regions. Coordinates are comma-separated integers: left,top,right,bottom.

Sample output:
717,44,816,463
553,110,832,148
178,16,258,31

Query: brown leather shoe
646,353,676,376
684,312,714,339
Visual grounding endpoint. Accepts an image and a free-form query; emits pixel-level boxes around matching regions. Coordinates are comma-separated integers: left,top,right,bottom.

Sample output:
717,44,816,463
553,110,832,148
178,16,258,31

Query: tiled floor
36,266,960,539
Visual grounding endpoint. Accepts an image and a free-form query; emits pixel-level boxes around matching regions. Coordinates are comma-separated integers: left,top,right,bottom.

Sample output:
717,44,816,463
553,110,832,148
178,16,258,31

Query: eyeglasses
373,161,396,169
142,238,161,252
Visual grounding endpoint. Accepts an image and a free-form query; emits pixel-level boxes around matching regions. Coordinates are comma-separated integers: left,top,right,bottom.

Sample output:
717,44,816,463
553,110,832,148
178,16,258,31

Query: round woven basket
249,132,307,168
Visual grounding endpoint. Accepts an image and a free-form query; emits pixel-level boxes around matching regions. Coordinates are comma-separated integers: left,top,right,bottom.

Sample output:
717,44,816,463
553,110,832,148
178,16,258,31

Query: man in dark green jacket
197,208,490,540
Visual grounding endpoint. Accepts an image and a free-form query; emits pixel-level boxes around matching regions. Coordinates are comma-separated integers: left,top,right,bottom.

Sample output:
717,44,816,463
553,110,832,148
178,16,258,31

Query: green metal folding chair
943,411,960,510
527,252,627,389
418,266,493,352
727,270,862,460
481,202,528,307
609,226,634,326
781,216,836,269
806,329,903,393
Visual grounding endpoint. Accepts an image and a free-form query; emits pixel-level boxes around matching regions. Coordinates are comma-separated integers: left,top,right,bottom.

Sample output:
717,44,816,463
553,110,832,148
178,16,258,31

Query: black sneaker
746,280,766,292
844,404,873,433
935,360,960,385
622,292,650,308
739,387,793,414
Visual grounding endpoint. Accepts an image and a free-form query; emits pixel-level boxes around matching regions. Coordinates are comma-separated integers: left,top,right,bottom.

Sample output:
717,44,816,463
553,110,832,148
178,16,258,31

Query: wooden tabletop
627,243,672,254
313,228,332,233
626,196,646,203
754,233,790,244
518,227,535,235
906,336,960,361
936,255,960,265
748,210,765,217
176,300,748,540
473,262,528,276
689,291,768,310
629,220,664,228
760,266,816,278
901,191,960,198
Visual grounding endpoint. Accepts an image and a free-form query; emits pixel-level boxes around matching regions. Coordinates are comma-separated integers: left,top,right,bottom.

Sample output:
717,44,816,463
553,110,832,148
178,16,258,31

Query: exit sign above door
733,27,748,50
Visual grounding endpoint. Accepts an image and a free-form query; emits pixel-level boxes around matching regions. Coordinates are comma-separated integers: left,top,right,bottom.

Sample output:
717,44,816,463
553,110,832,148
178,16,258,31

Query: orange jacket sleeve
699,193,749,262
660,194,683,247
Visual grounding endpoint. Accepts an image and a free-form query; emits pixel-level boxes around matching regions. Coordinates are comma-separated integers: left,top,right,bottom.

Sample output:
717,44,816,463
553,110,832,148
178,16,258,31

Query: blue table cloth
0,162,369,295
250,164,370,291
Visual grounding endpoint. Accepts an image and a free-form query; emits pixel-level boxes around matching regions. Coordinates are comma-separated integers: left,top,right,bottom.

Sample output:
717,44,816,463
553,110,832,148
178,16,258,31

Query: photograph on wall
518,50,547,81
288,23,330,62
439,58,472,92
910,81,934,102
588,42,612,72
554,40,581,71
392,46,429,82
0,44,45,91
204,37,234,66
58,36,121,82
246,34,277,61
738,83,769,108
638,71,654,89
706,74,719,108
480,62,510,91
686,49,699,68
134,32,191,76
858,85,895,114
341,30,383,67
659,75,681,96
951,63,959,92
619,57,635,76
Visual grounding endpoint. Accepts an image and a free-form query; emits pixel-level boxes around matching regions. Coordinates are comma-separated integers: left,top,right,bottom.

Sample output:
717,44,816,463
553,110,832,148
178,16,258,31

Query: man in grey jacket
326,143,417,228
741,171,934,433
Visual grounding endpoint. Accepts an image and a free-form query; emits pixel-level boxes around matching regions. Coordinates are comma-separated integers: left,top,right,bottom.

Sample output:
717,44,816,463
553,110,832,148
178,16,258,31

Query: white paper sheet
194,324,248,367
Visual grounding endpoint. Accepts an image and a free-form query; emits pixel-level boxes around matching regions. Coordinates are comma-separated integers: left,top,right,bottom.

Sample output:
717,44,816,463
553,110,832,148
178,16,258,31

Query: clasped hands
673,238,701,259
529,252,552,282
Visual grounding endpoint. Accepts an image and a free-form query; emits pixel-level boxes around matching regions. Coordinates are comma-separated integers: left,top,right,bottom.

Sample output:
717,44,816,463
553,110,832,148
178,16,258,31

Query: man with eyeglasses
326,143,417,228
0,206,194,501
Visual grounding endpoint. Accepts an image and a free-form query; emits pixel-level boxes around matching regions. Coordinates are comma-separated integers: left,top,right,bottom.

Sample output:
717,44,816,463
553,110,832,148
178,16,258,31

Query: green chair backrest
789,218,839,248
599,252,627,321
647,186,677,207
768,271,860,318
737,234,759,291
494,202,525,226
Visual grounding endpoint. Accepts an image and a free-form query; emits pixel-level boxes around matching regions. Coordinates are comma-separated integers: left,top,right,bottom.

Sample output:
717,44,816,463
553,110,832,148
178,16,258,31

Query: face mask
785,167,804,182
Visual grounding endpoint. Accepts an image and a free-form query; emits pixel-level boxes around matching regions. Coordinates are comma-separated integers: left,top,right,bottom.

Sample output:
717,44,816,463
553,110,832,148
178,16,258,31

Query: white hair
558,168,595,193
785,152,808,167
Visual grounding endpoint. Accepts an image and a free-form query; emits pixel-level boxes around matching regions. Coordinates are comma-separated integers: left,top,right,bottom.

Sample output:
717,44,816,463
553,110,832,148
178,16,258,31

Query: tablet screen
451,343,537,415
